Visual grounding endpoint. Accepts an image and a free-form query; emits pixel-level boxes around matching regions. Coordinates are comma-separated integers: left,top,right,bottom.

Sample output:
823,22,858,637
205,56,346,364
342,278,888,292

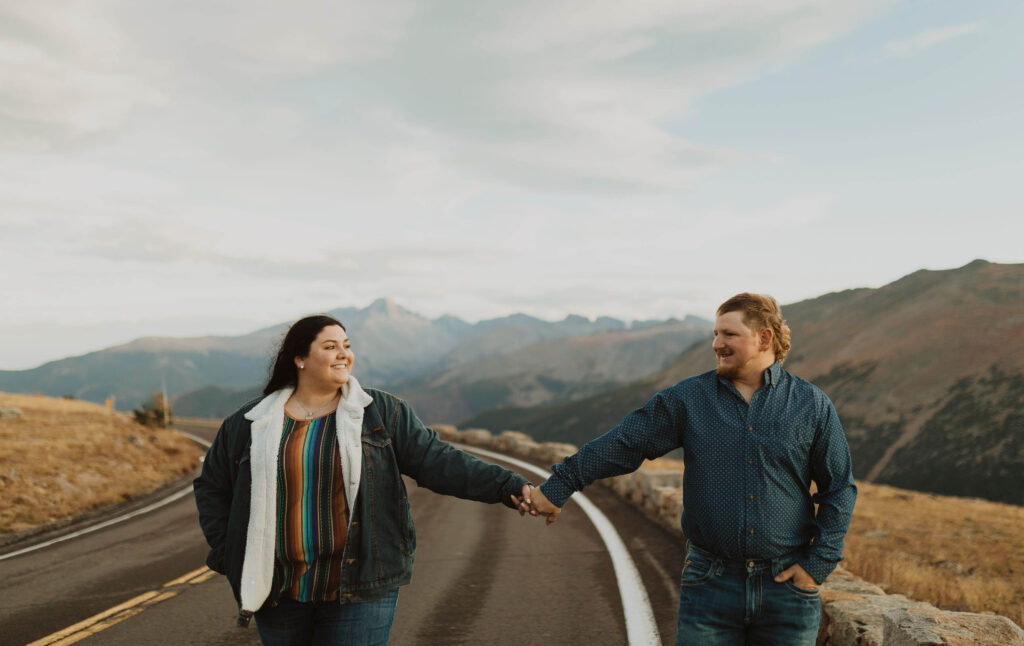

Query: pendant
305,412,314,420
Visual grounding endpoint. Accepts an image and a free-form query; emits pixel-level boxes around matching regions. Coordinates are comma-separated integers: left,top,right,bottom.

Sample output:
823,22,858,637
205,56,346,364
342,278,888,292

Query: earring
300,363,304,369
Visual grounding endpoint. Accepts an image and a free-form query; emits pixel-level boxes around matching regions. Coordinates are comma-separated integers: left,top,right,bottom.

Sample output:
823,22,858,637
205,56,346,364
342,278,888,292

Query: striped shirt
273,411,348,602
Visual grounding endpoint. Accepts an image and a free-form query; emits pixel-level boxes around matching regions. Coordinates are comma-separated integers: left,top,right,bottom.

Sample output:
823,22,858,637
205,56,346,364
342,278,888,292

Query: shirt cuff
540,473,575,508
798,553,838,584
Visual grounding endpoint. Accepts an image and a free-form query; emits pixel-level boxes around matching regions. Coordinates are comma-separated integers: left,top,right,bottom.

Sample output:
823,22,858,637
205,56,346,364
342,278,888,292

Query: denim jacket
193,378,527,620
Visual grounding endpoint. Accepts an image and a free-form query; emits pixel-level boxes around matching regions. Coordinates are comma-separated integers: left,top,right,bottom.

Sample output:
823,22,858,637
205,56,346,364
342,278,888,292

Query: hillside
0,392,201,534
390,318,711,424
464,260,1024,504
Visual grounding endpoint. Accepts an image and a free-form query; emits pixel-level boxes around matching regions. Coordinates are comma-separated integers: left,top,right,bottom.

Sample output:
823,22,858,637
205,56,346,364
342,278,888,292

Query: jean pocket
783,580,821,597
680,556,715,587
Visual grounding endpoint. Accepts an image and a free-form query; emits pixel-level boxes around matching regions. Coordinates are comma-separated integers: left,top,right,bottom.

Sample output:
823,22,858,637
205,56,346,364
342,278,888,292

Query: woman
194,315,532,645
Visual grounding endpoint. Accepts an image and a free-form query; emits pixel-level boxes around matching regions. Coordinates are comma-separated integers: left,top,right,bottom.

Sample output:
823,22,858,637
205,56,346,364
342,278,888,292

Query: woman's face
295,325,354,389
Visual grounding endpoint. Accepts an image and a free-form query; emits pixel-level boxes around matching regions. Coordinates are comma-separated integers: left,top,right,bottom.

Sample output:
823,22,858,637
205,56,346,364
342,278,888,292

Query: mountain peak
365,297,416,318
367,297,397,312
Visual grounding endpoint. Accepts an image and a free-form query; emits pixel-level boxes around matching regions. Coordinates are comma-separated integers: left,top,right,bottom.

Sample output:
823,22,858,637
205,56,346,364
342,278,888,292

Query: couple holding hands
195,293,856,646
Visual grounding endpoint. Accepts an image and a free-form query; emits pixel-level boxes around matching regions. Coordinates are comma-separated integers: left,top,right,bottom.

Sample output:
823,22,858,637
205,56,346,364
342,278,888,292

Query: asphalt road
0,421,685,645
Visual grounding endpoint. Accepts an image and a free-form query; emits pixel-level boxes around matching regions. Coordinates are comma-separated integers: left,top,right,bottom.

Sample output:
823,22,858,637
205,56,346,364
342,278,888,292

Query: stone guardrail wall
435,425,1024,646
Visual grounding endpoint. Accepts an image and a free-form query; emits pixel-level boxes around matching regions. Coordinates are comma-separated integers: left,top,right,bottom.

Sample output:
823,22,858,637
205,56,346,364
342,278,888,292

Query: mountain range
0,299,710,419
3,259,1019,504
464,260,1024,505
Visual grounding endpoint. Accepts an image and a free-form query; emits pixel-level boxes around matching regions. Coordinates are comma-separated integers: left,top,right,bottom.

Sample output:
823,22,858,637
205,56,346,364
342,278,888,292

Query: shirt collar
714,360,784,394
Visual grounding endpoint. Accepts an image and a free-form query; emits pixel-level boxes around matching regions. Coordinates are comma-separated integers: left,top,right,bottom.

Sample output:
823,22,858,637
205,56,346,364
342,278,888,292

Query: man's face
712,310,764,380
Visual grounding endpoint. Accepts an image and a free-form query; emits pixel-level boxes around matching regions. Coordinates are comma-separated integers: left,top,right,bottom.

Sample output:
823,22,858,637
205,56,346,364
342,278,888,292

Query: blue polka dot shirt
541,362,857,583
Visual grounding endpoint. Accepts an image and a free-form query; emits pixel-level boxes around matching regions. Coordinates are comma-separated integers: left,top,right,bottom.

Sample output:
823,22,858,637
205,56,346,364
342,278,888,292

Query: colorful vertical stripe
273,411,348,602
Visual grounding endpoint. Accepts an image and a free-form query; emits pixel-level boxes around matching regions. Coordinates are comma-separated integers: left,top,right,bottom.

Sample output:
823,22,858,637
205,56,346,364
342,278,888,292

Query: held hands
773,563,819,590
510,483,562,525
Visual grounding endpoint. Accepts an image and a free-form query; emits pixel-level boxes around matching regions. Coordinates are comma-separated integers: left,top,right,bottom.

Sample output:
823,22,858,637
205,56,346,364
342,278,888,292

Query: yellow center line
26,566,215,646
162,565,211,588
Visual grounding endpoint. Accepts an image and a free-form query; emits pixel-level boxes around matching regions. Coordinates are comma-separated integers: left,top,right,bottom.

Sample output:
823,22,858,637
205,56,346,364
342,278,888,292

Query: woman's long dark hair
263,315,346,395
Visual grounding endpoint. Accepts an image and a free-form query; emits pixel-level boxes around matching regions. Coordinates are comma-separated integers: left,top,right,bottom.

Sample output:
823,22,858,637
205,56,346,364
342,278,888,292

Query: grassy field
639,458,1024,627
0,392,201,534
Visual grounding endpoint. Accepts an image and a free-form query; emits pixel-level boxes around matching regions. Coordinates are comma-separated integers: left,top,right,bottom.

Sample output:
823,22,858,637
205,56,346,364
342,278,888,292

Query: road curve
0,421,685,645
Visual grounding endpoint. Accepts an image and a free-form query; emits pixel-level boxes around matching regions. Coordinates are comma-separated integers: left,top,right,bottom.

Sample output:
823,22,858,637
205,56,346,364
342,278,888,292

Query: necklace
292,391,339,420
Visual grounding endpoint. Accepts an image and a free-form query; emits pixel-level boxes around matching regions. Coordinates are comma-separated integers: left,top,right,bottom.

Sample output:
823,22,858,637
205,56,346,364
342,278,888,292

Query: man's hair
716,293,792,362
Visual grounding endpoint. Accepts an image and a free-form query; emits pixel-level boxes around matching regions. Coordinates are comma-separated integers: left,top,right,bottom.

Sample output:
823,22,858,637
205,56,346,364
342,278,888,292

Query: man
523,293,856,645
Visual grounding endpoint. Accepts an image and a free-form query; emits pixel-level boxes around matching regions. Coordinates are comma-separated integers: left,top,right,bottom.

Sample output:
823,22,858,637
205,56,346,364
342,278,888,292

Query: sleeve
798,397,857,583
540,387,686,508
192,418,235,574
392,399,529,509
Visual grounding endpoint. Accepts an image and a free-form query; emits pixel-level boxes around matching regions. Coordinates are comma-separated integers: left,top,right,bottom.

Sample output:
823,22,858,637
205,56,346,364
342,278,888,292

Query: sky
1,0,1022,370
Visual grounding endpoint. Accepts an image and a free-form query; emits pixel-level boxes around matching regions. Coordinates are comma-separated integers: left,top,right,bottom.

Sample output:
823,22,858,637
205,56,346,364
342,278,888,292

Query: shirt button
748,561,755,568
749,494,755,500
747,460,753,465
749,529,755,535
748,426,753,431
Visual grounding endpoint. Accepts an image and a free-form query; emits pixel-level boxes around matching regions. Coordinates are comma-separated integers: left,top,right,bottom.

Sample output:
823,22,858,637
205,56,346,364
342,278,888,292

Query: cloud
882,21,984,58
1,1,894,194
70,215,367,278
345,0,896,192
0,2,168,140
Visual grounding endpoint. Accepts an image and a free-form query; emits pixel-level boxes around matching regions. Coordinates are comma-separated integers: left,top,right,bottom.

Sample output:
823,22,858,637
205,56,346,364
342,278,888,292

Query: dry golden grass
639,457,1024,626
0,392,201,534
843,481,1024,627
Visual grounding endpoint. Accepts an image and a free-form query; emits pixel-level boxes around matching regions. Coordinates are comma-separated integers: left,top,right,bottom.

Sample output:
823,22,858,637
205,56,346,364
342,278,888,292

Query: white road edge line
462,444,662,646
0,431,212,562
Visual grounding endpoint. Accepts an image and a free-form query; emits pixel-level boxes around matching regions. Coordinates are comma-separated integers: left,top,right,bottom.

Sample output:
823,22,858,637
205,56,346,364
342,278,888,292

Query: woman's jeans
675,544,821,646
255,589,399,646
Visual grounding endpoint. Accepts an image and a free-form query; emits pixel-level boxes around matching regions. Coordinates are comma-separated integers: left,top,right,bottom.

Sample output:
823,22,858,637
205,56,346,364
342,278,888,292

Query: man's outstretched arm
537,387,687,514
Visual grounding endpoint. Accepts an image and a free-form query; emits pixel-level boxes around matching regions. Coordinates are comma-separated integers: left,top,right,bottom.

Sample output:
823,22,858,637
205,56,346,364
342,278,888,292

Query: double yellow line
27,567,217,646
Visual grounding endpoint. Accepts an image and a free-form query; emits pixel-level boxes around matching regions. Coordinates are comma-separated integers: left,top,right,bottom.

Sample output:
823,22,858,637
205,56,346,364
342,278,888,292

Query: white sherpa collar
238,376,373,613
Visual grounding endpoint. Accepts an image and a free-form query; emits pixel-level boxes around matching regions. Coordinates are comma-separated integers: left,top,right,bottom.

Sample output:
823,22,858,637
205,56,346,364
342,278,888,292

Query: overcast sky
2,0,1021,370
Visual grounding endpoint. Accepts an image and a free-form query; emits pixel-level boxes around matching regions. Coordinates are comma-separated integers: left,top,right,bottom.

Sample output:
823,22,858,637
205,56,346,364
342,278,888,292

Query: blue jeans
675,545,821,646
255,589,399,646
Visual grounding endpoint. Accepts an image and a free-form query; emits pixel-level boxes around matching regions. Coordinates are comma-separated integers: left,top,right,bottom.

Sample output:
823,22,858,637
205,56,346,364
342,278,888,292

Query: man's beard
715,353,740,379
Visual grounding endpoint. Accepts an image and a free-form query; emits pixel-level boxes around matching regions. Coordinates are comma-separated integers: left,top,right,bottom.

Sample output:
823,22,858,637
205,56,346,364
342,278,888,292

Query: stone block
822,567,886,598
634,470,684,501
883,606,1024,646
510,439,540,459
820,592,934,646
454,428,493,447
432,424,458,441
598,473,634,498
654,487,683,533
530,442,577,466
495,431,532,453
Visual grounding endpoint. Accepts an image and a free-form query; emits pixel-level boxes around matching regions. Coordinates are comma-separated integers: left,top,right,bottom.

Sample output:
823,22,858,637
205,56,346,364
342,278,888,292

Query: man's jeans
675,544,821,646
254,589,399,646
